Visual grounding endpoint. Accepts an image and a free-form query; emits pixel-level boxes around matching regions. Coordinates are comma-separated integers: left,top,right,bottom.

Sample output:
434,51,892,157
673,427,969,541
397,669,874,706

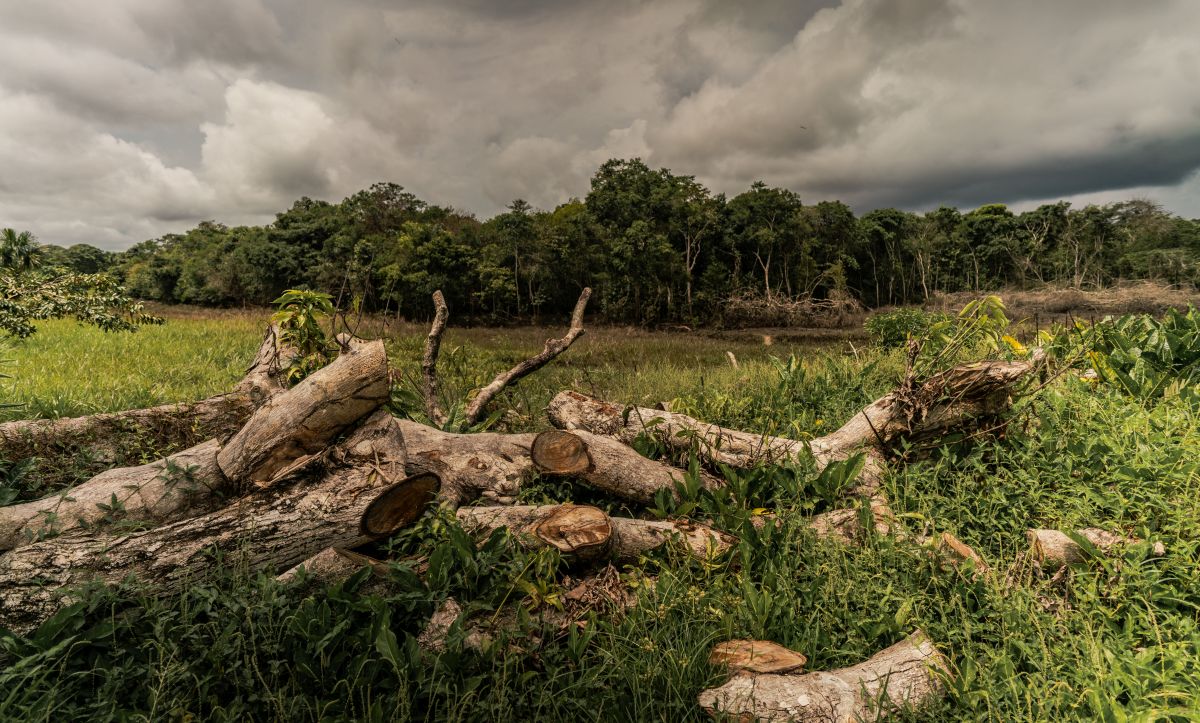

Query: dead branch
462,287,591,425
422,290,450,427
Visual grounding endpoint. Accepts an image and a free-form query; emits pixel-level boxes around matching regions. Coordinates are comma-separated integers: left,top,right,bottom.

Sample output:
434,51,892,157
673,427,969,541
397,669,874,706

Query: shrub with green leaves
271,289,337,384
1088,305,1200,397
864,307,950,348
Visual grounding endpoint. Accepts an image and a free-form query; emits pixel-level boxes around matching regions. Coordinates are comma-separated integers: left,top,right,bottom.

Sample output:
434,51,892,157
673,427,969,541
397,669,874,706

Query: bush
863,308,950,348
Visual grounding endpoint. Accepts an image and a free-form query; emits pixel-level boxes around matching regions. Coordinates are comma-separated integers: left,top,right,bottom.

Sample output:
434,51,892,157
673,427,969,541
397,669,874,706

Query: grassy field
1,306,1199,721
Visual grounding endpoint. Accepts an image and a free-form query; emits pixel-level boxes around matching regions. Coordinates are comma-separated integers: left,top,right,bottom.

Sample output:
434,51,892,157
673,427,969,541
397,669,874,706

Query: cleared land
0,305,1198,721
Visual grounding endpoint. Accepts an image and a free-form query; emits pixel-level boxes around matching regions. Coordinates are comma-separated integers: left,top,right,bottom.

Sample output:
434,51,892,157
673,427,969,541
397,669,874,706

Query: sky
0,0,1197,250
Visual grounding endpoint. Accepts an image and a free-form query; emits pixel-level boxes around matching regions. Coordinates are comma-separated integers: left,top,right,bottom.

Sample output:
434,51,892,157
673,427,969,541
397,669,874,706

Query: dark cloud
0,0,1197,249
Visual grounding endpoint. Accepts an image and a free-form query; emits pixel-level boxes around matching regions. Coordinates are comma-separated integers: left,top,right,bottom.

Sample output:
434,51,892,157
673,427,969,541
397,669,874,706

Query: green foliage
271,289,337,384
0,269,162,339
1088,305,1200,397
4,311,1200,719
865,308,951,347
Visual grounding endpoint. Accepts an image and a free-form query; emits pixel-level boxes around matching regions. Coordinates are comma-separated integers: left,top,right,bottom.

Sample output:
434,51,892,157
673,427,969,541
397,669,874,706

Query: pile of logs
0,289,1145,721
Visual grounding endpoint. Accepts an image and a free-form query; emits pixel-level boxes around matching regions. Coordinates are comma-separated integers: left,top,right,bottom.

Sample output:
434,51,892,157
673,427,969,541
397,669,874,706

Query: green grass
1,309,1199,721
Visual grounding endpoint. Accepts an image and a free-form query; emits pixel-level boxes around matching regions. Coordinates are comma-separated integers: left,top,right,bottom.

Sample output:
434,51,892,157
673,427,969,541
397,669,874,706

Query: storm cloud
1,0,1197,249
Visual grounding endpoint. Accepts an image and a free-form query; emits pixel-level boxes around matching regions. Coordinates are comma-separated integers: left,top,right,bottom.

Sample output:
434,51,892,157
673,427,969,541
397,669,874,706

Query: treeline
38,158,1200,325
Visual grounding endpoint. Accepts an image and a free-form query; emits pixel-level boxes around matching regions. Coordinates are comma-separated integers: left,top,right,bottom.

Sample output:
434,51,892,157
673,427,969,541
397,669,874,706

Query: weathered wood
461,287,591,425
709,640,808,675
698,630,949,722
421,290,450,427
217,340,390,489
0,438,226,551
399,421,708,507
0,326,292,468
809,496,904,544
455,504,734,562
276,546,388,586
0,411,437,634
532,429,724,504
1027,528,1165,569
548,358,1038,496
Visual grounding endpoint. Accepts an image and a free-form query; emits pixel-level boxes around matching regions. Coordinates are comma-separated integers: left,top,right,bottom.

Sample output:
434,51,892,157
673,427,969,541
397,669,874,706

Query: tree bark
698,630,949,722
276,546,389,587
217,340,391,490
531,429,724,504
808,496,904,544
0,326,293,478
399,421,708,507
0,411,438,634
455,504,734,562
0,438,225,552
547,358,1037,496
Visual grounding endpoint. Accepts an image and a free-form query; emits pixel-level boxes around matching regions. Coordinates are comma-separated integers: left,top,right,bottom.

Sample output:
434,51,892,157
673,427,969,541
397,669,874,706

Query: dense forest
30,158,1200,325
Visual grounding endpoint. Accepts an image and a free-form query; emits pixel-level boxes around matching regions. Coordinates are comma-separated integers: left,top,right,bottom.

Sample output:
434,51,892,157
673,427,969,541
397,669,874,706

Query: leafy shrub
864,308,950,348
271,289,337,384
1088,305,1200,397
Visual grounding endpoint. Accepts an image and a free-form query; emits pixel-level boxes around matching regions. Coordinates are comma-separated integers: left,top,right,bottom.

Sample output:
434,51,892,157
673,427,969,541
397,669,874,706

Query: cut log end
531,430,593,475
360,472,441,537
533,504,613,558
1027,527,1165,569
709,640,808,675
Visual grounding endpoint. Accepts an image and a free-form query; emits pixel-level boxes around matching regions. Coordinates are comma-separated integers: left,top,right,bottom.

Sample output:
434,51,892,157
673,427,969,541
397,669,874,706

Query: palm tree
0,228,41,273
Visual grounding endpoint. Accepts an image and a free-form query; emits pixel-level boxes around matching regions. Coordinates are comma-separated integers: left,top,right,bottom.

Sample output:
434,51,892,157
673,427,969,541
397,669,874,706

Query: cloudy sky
1,0,1198,250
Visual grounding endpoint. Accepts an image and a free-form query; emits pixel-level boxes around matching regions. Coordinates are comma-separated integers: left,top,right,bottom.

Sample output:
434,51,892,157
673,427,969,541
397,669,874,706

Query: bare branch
463,287,591,425
422,290,450,427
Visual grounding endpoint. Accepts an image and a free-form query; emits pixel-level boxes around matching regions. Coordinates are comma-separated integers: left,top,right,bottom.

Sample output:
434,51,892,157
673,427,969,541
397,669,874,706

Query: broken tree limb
0,411,438,634
455,504,734,562
0,438,226,552
531,429,724,504
399,421,707,507
421,290,450,427
1027,528,1165,569
547,358,1038,496
0,325,294,482
698,630,949,722
217,340,391,490
461,287,591,426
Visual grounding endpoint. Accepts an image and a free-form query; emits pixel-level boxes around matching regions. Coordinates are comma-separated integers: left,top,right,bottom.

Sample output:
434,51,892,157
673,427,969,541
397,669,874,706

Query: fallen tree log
547,359,1039,495
698,630,949,722
0,326,294,484
218,339,391,489
808,496,904,544
399,421,711,506
0,341,393,551
0,438,224,551
455,504,734,562
531,429,723,504
0,411,438,633
1027,528,1165,569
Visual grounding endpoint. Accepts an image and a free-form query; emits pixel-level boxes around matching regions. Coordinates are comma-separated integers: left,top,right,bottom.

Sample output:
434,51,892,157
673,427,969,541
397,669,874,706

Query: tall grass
1,310,1198,720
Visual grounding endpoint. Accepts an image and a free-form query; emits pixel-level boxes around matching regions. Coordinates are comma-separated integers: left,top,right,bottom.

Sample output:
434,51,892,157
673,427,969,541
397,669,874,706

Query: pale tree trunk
0,340,392,551
0,411,438,633
548,358,1039,496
